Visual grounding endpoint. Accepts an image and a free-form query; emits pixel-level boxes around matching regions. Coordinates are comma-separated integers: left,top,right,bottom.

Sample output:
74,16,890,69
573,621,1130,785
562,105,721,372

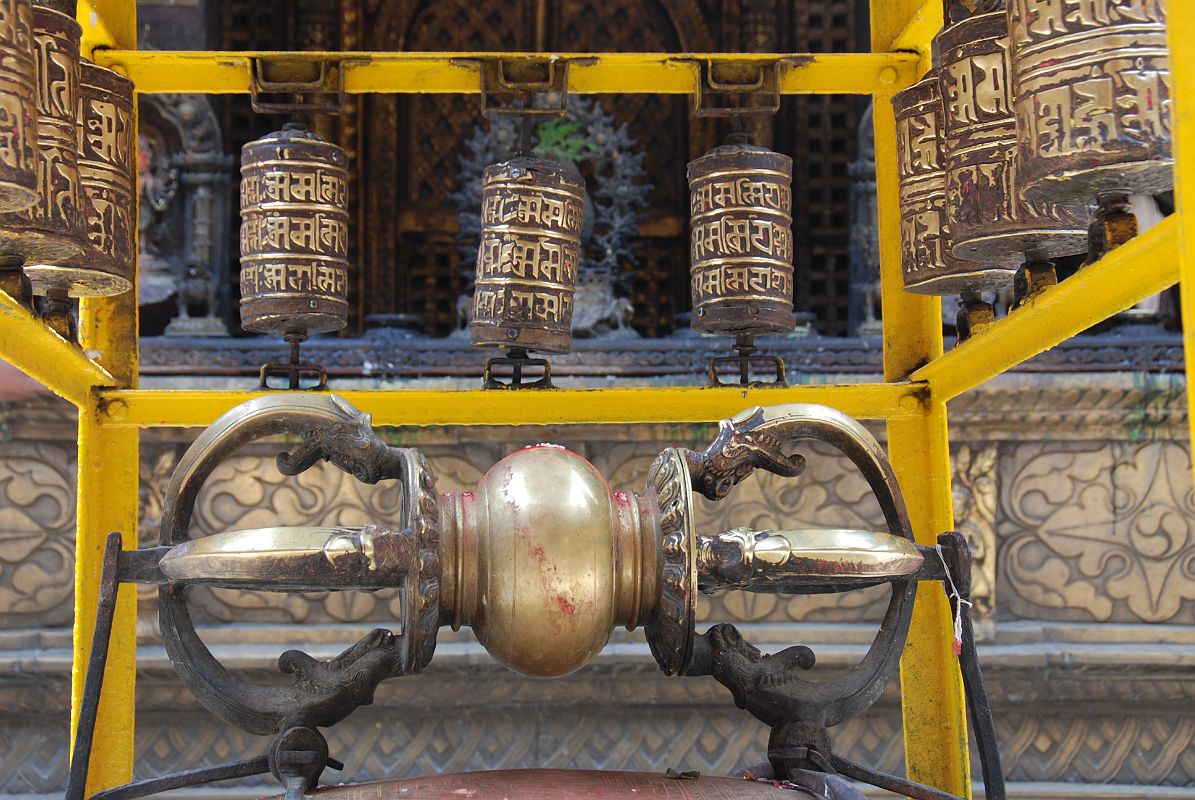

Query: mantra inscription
1009,0,1172,202
239,124,349,336
893,74,1010,294
0,3,81,262
687,143,794,335
74,63,134,294
938,11,1088,265
470,156,584,355
0,0,38,212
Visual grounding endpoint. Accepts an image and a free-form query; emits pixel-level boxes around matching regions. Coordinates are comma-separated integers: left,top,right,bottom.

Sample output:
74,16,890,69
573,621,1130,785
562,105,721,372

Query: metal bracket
483,348,554,389
249,56,368,114
673,57,797,118
705,335,788,387
258,333,329,391
452,56,594,118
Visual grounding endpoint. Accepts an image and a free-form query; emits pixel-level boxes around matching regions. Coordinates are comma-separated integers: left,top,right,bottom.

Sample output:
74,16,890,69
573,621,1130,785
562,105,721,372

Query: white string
934,543,972,652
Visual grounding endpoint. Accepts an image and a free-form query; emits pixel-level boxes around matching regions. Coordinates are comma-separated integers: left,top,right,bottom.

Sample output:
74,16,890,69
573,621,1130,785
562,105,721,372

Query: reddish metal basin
301,769,814,799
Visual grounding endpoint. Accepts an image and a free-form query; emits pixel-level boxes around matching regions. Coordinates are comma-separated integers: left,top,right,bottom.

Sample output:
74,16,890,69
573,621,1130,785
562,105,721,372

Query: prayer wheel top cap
244,123,349,168
485,151,583,184
33,0,77,15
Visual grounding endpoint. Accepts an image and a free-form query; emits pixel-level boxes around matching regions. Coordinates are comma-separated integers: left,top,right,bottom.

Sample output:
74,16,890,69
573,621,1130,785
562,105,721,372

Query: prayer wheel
0,0,83,263
0,0,39,213
1008,0,1172,204
470,154,584,355
24,61,135,296
687,140,794,334
937,12,1088,265
239,123,349,337
893,73,1013,294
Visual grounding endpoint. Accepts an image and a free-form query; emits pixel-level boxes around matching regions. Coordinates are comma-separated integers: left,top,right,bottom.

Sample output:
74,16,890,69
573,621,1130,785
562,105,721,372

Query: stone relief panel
998,440,1195,625
0,442,76,629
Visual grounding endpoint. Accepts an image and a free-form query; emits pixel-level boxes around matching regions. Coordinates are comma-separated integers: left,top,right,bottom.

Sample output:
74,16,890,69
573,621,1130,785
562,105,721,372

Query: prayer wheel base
950,229,1087,266
0,230,85,265
471,321,572,355
0,185,38,215
240,300,349,337
1022,160,1175,206
902,265,1016,296
692,304,794,335
24,264,131,298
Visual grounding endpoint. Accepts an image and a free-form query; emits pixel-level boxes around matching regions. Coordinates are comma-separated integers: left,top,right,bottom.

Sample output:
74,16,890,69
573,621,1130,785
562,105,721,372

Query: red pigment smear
554,594,577,616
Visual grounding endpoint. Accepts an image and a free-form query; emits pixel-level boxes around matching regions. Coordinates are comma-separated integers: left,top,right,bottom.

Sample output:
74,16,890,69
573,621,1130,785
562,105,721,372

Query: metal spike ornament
1008,0,1172,260
937,10,1091,320
688,133,794,386
239,123,349,389
469,149,585,389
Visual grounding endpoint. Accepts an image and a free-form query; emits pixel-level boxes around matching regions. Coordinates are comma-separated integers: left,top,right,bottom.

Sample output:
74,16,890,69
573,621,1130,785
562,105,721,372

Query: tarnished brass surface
893,74,1012,294
696,527,923,593
0,0,38,212
293,770,808,799
688,141,794,334
938,12,1088,265
470,154,584,355
1009,0,1172,204
25,62,134,297
239,123,349,336
0,2,82,264
439,443,654,677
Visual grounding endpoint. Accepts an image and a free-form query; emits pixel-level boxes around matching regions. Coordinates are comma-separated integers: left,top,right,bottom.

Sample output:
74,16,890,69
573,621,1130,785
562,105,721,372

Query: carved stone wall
1,372,1193,798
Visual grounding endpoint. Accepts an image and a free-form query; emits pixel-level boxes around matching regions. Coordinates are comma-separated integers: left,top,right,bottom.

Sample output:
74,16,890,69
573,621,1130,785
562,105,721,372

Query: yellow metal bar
92,50,921,96
97,383,926,429
0,291,114,407
873,0,970,794
914,216,1180,403
889,0,943,77
1173,0,1195,485
72,4,138,792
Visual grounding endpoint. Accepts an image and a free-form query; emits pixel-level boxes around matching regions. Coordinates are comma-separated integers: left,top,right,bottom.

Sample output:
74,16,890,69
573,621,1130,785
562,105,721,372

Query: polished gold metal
0,1,82,266
25,61,134,297
0,0,39,212
1009,0,1172,204
937,12,1088,265
688,139,794,334
695,527,924,593
239,122,349,337
893,73,1011,294
470,154,584,355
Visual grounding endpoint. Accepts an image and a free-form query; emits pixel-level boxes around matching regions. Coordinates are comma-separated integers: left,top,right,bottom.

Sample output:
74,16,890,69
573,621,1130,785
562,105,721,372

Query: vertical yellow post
73,0,139,792
1173,0,1195,468
871,1,972,795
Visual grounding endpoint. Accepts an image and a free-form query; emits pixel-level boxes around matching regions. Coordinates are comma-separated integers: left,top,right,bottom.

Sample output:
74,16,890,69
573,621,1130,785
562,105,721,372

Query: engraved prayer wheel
239,123,349,336
893,74,1012,294
0,0,83,263
687,141,794,334
1008,0,1172,204
937,12,1088,265
24,61,134,296
0,0,39,213
470,154,584,355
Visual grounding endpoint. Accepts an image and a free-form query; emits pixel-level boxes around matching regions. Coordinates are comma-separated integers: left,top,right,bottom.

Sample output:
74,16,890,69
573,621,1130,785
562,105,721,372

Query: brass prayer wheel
0,0,39,213
1008,0,1172,204
0,0,83,264
470,154,584,355
893,73,1012,294
239,123,349,336
688,140,794,334
937,12,1088,265
24,61,134,297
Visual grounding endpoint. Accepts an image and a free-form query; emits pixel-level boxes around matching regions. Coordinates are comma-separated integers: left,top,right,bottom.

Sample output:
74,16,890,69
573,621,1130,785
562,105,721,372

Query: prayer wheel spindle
688,135,794,386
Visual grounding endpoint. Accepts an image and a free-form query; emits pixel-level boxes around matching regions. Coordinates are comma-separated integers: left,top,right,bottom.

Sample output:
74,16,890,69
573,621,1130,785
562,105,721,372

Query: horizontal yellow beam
96,382,926,429
913,216,1180,403
0,292,114,408
92,51,920,96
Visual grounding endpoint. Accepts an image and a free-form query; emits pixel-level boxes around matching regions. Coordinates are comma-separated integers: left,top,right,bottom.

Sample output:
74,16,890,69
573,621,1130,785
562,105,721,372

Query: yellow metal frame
0,1,1186,795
